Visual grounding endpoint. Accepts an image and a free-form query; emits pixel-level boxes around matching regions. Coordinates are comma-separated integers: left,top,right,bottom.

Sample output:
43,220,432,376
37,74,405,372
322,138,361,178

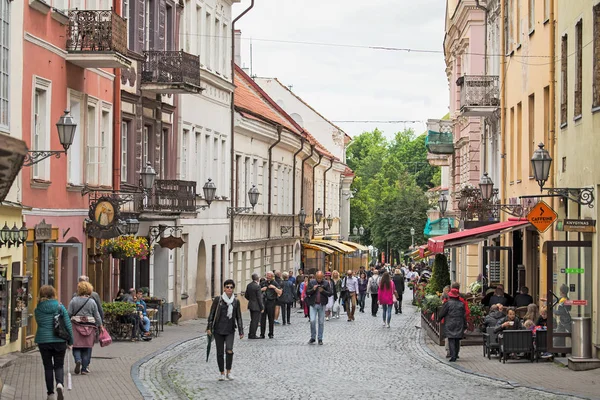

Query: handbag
98,326,112,347
53,304,70,341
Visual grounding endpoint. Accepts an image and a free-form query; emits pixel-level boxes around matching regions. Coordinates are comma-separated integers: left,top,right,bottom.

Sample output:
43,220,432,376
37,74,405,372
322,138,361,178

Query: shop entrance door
546,241,592,354
483,246,513,292
42,243,83,304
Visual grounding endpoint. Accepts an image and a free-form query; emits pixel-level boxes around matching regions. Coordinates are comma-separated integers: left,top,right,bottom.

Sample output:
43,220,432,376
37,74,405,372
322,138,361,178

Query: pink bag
98,327,112,347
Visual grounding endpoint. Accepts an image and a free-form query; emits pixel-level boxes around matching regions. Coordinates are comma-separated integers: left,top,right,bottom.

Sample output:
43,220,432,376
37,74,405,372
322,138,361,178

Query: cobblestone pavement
138,298,576,400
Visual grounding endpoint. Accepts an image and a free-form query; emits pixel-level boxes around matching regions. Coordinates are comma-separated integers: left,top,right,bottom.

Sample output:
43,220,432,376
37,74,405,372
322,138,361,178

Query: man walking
260,272,282,339
367,270,380,316
306,271,332,345
245,273,264,339
344,270,359,321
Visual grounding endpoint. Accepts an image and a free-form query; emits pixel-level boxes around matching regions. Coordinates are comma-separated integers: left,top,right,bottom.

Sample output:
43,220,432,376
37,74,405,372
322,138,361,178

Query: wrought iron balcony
66,9,131,69
141,51,202,94
142,180,197,214
426,119,454,155
458,75,500,117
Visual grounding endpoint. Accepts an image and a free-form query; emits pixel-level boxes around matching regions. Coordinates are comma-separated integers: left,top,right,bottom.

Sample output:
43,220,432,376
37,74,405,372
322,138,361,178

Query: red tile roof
343,165,355,177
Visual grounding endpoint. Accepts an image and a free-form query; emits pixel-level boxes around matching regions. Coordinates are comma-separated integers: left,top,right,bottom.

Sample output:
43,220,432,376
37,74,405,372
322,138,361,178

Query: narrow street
138,297,570,400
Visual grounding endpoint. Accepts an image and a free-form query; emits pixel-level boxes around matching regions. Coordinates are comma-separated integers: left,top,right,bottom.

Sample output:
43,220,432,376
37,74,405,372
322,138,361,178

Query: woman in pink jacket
378,272,398,328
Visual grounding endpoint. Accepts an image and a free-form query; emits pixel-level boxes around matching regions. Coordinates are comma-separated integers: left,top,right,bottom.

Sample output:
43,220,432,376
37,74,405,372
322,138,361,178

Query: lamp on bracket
23,110,77,167
198,178,217,210
227,185,260,217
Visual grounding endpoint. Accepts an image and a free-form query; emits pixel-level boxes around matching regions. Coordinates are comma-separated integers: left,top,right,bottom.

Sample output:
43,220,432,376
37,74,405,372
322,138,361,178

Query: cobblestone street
137,298,576,400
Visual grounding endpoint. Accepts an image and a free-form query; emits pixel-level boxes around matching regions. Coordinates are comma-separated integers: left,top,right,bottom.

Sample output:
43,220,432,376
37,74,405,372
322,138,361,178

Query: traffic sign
526,200,558,233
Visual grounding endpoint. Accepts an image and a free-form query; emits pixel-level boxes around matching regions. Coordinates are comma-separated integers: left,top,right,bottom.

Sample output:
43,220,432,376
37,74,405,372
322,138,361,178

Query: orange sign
527,200,558,233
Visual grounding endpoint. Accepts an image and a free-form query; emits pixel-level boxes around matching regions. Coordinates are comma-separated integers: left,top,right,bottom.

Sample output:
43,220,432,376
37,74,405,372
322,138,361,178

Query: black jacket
514,293,534,307
279,280,295,304
306,279,333,306
392,274,405,295
493,316,523,333
207,296,244,336
244,281,264,312
438,298,466,339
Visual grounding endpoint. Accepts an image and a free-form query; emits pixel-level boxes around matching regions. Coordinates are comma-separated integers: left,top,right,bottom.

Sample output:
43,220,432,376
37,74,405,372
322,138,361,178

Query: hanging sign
526,200,558,233
34,219,52,241
86,196,123,239
563,219,596,233
564,300,588,306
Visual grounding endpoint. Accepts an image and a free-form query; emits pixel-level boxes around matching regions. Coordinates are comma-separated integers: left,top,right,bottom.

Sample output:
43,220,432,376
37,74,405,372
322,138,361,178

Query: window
143,126,150,166
196,6,203,59
123,0,132,49
85,103,112,186
0,0,9,131
213,137,219,191
505,0,513,52
528,94,535,177
544,0,550,22
210,245,216,298
516,0,521,45
100,108,111,186
205,12,211,68
144,0,152,51
86,103,97,184
221,138,227,197
214,18,220,72
121,121,129,182
181,128,189,180
235,155,241,206
68,92,83,185
204,134,211,182
594,5,600,108
561,34,568,126
160,128,168,179
510,106,515,182
528,0,534,33
244,157,250,207
222,23,228,76
195,130,202,183
574,20,582,118
32,82,51,180
165,4,173,51
517,102,522,181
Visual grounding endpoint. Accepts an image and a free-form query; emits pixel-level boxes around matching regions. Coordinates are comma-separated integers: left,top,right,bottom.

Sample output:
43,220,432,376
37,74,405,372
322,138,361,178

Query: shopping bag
66,348,72,390
99,326,112,347
332,300,340,314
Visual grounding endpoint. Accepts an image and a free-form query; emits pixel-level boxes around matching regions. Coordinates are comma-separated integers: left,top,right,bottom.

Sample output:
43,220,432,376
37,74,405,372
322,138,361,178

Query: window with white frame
213,137,219,192
195,130,202,183
222,23,228,76
100,107,112,186
205,12,211,68
214,17,220,72
196,6,203,59
123,0,132,49
0,0,9,131
221,138,227,196
160,128,168,179
528,0,534,32
544,0,550,21
121,120,129,182
181,128,189,180
244,156,250,207
32,78,51,181
68,91,83,185
85,102,112,186
204,134,211,182
144,0,151,51
86,102,98,184
143,125,150,166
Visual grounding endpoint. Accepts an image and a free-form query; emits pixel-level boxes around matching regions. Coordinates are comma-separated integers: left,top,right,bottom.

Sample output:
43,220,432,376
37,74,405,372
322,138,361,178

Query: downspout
322,159,333,235
500,0,507,211
300,144,314,212
291,137,306,237
230,0,255,251
475,0,489,173
312,154,323,239
112,0,122,190
267,125,283,239
548,0,556,244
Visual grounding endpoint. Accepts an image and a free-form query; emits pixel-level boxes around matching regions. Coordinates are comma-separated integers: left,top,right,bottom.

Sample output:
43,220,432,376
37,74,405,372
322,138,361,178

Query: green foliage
427,254,451,294
103,302,137,316
421,294,443,314
468,302,485,331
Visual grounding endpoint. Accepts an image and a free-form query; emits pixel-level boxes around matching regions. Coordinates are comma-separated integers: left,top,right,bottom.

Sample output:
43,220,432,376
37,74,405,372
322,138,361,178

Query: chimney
234,29,242,66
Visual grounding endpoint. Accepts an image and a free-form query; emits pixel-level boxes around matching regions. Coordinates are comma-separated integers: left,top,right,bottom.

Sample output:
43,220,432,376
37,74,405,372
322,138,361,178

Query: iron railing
141,51,201,87
459,75,500,110
421,307,445,346
143,179,197,213
66,9,128,54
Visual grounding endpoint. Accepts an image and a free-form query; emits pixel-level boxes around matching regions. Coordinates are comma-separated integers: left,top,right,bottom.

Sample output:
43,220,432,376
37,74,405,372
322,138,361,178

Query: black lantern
126,218,140,235
248,185,260,208
9,223,19,246
140,162,157,191
18,223,28,244
298,208,307,225
479,173,495,201
359,225,364,236
438,193,449,216
203,178,217,206
0,223,10,244
531,143,553,192
315,208,323,225
56,110,77,151
352,226,358,235
326,215,333,229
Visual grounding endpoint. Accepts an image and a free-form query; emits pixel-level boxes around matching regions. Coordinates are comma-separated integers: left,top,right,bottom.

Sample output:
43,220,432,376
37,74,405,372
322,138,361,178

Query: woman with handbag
35,285,73,400
67,281,102,375
206,279,244,381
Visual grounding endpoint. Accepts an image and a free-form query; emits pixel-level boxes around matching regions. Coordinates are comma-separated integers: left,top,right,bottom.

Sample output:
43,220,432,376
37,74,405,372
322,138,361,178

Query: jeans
448,338,461,360
382,304,392,324
371,294,379,315
260,300,276,337
309,304,325,341
282,303,292,324
358,292,366,312
141,315,151,332
213,332,235,372
73,347,92,370
39,342,66,395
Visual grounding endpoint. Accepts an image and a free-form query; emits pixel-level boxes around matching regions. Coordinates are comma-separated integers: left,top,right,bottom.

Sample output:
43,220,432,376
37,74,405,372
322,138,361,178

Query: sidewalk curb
131,334,203,399
416,322,595,400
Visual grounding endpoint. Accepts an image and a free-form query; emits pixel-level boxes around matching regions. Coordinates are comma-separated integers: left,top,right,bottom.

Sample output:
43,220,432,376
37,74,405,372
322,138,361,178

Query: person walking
377,272,397,328
299,275,310,318
274,270,283,324
438,288,467,362
244,273,264,339
280,272,295,325
67,281,102,375
206,280,244,381
344,270,359,321
367,270,380,317
392,269,405,314
306,271,333,345
357,272,368,313
35,285,73,400
260,272,282,339
331,270,342,319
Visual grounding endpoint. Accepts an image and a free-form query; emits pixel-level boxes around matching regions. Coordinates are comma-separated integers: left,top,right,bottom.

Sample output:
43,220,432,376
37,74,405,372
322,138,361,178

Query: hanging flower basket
100,236,151,260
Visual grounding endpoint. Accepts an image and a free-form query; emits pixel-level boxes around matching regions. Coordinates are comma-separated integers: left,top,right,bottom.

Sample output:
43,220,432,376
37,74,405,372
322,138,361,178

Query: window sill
30,179,51,189
529,28,535,37
592,105,600,114
506,50,515,57
66,184,84,192
573,114,582,122
516,43,522,50
529,176,535,180
51,8,69,25
510,181,514,186
516,179,522,184
29,0,51,15
560,122,568,129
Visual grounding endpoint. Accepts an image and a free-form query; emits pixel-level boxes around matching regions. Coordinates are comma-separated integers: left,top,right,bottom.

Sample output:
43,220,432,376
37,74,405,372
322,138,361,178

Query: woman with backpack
35,285,73,400
367,270,380,317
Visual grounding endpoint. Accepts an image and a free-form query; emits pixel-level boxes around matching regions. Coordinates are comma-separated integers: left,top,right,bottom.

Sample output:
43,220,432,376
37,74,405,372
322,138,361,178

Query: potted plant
100,236,151,260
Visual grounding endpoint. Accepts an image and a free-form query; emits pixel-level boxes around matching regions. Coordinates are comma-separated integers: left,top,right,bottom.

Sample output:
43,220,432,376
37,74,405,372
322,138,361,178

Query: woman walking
324,272,334,320
331,270,341,319
67,281,102,375
207,279,244,381
35,285,73,400
438,288,467,362
280,272,295,325
377,272,397,328
357,271,368,313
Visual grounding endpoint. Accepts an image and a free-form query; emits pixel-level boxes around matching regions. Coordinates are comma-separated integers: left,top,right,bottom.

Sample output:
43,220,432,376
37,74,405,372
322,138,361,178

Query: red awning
427,219,530,254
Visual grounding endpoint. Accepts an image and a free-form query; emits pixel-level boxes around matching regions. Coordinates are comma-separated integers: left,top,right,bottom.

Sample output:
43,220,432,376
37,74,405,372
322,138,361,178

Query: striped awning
302,243,335,255
341,241,369,251
310,239,356,253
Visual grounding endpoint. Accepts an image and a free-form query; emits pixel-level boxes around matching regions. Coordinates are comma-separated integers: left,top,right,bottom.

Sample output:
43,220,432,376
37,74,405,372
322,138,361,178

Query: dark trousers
448,338,461,359
213,332,235,372
282,303,292,324
371,294,379,316
261,300,276,337
249,310,261,338
395,292,403,313
39,342,67,395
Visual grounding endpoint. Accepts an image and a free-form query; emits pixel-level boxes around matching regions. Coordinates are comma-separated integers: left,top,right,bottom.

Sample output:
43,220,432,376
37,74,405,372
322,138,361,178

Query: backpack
53,303,70,341
369,276,379,293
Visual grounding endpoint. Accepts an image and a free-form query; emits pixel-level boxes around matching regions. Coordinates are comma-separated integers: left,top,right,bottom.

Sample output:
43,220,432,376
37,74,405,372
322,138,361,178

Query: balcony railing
143,180,197,213
458,75,500,117
426,119,455,155
141,51,201,93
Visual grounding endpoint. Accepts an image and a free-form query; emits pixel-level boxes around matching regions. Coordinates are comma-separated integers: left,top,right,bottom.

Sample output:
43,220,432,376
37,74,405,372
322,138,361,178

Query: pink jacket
378,281,396,305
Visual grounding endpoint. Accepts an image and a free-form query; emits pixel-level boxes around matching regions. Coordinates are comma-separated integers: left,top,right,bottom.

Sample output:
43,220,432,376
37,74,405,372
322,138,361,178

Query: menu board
489,261,501,282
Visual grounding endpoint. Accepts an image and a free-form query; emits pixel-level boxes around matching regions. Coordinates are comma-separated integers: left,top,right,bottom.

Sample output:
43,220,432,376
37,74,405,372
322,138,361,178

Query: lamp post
410,227,415,248
438,193,448,217
198,178,217,210
227,185,260,217
140,162,157,192
23,110,77,167
531,143,553,192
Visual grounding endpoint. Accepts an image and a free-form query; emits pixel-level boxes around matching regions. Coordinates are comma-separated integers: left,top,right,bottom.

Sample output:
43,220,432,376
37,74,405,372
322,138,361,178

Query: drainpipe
300,144,314,212
267,125,283,239
312,154,323,239
112,0,122,190
229,0,255,251
548,0,556,243
475,0,489,174
500,0,507,211
322,159,333,235
291,137,306,237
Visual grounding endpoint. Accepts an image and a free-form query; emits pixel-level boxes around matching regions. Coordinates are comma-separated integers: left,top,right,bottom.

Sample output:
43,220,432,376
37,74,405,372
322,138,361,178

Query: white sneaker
226,373,234,381
46,395,56,400
218,374,225,381
383,322,387,327
56,383,64,400
387,323,391,328
325,317,329,321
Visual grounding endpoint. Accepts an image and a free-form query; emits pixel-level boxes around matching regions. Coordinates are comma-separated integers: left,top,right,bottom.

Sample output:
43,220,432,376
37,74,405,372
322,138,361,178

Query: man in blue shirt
135,290,151,337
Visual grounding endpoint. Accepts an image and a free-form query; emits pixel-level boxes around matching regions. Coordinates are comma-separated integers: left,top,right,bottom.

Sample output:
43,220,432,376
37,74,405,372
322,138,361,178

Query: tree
427,254,451,294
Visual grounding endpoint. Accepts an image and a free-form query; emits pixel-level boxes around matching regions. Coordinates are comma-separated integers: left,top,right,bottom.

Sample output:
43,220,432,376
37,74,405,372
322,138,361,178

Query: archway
196,240,207,317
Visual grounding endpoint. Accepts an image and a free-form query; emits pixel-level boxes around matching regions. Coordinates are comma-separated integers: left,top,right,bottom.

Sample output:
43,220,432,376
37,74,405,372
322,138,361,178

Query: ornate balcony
142,179,197,214
66,9,131,69
458,75,500,117
426,119,455,155
141,51,202,94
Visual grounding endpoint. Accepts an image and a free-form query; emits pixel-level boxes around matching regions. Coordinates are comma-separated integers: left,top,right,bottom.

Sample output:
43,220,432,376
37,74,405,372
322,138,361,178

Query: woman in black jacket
438,288,466,362
280,272,295,325
207,279,244,381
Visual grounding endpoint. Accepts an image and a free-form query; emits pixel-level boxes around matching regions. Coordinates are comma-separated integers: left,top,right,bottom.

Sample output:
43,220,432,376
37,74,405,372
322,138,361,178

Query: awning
0,133,28,202
310,239,356,253
302,243,334,255
428,219,530,254
341,241,369,251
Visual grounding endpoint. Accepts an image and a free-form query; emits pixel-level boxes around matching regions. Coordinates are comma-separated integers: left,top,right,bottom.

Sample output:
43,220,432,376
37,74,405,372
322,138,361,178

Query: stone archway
196,240,208,317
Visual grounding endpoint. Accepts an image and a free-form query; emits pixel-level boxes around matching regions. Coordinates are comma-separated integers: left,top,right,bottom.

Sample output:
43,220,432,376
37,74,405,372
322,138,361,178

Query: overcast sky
232,0,449,139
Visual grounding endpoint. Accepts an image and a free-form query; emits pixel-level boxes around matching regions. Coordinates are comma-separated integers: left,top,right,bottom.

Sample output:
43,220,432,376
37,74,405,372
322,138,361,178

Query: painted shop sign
526,201,558,233
34,220,52,241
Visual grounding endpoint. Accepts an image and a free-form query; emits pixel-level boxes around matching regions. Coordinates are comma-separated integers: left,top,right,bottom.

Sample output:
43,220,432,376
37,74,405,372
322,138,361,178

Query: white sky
232,0,450,138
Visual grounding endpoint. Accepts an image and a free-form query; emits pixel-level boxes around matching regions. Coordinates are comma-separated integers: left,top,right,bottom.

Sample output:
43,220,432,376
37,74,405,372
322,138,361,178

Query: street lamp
227,185,261,217
23,110,78,167
0,222,27,248
359,225,364,236
315,208,323,225
410,227,415,248
198,178,217,210
438,193,448,217
531,143,553,192
479,172,495,202
125,218,140,235
352,226,358,236
326,215,333,230
140,162,157,192
299,208,307,226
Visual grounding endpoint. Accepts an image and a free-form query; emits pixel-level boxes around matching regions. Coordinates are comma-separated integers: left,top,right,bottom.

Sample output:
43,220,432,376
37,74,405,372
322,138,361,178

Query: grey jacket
72,291,104,320
438,298,466,339
68,296,103,326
